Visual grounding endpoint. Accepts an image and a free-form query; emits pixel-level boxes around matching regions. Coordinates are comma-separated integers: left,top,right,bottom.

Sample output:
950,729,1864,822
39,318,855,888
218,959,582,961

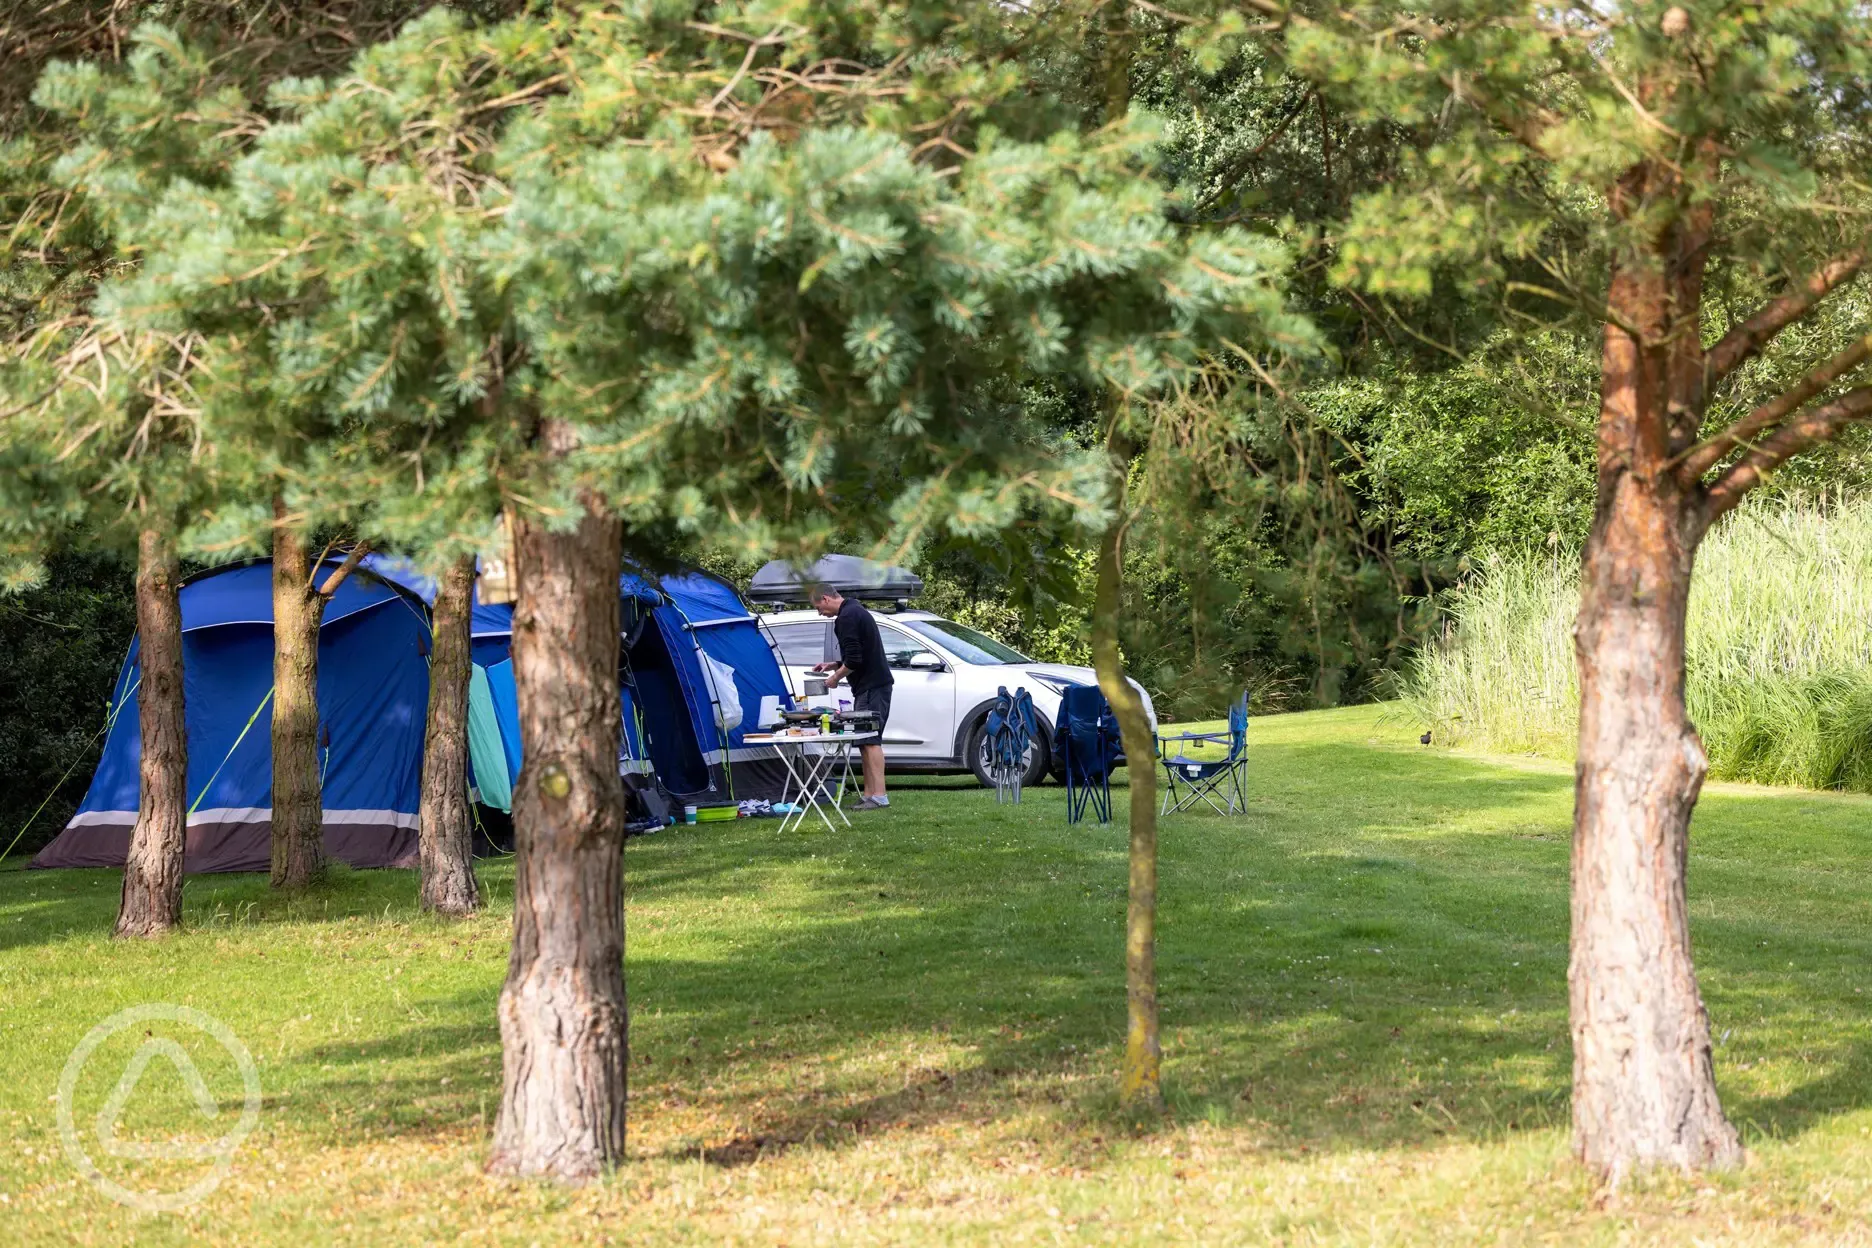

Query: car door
870,619,957,761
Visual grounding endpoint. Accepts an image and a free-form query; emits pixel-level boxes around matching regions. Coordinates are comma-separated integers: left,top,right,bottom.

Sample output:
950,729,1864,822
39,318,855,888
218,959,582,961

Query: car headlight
1026,673,1081,697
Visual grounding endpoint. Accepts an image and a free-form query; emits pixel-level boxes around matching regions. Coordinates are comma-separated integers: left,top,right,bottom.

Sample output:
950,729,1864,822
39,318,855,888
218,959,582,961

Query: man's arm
831,610,865,686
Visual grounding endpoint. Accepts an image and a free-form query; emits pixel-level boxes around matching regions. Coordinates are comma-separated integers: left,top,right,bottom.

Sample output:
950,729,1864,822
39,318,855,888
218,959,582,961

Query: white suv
757,608,1156,788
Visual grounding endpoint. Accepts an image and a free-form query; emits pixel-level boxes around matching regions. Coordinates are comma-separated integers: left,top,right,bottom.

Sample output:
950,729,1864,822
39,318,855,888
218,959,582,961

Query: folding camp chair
985,686,1037,803
1057,684,1119,824
1157,694,1248,815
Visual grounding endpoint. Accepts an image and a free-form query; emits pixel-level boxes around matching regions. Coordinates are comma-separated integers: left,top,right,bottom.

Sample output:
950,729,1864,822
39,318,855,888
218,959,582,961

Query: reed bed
1399,497,1872,791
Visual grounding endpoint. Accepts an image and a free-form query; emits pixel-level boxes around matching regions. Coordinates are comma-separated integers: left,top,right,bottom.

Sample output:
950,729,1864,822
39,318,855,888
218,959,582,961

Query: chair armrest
1158,730,1229,746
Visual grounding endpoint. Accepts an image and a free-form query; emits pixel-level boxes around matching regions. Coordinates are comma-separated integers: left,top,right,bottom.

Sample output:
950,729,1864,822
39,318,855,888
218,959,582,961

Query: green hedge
0,553,135,861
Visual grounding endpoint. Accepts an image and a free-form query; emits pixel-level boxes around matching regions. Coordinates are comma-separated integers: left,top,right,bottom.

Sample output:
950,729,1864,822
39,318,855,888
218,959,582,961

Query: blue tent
35,555,790,874
335,555,523,811
462,566,790,809
36,557,433,873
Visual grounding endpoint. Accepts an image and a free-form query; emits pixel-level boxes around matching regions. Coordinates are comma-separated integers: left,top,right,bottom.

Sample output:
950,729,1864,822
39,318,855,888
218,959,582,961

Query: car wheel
967,717,1050,790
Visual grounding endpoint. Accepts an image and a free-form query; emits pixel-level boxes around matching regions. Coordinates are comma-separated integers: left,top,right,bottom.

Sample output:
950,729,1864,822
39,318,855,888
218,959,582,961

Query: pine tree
0,27,268,934
0,3,513,930
1090,17,1169,1115
1196,0,1872,1177
31,5,1300,1177
419,553,481,916
267,518,374,888
1048,6,1326,1112
0,324,212,937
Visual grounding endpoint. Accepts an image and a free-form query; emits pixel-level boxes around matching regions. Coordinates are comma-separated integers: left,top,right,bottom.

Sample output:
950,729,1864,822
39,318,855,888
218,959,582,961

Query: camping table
742,731,879,833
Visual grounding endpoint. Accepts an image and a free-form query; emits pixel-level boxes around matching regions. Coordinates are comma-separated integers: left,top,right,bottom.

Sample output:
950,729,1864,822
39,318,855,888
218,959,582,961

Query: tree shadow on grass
17,734,1872,1165
613,739,1872,1159
276,1019,503,1142
0,862,134,950
252,741,1584,1162
1732,1038,1872,1145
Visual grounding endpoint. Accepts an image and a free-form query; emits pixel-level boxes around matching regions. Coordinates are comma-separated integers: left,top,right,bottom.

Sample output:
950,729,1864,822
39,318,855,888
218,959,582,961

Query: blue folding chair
1157,694,1248,815
1057,684,1119,824
985,685,1037,803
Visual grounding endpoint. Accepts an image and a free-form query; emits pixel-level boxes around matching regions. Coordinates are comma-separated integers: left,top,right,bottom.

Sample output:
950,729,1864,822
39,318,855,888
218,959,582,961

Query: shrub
0,551,135,858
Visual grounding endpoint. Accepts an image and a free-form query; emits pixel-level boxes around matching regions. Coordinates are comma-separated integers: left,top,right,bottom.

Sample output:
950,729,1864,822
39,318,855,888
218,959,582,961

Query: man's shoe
851,796,889,812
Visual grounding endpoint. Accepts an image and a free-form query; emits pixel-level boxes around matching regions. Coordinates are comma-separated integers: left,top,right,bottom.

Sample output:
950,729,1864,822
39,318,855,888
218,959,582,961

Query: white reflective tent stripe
66,807,419,829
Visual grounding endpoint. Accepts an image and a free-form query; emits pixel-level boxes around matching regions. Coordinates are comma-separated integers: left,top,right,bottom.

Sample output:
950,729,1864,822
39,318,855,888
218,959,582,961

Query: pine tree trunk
1091,447,1162,1113
487,492,628,1180
1570,249,1742,1178
115,527,187,939
419,554,480,916
271,510,327,889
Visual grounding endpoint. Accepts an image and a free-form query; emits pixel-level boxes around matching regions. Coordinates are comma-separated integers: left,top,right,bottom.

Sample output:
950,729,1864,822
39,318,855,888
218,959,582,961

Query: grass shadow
7,712,1871,1169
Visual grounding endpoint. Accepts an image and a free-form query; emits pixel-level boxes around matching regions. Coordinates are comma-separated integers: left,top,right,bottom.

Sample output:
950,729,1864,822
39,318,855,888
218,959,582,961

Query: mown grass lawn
4,704,1872,1245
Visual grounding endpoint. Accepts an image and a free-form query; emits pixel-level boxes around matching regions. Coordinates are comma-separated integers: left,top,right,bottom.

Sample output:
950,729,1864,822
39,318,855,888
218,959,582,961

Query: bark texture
1570,177,1742,1178
419,553,481,916
270,513,328,889
115,528,188,939
487,491,629,1180
1091,446,1162,1113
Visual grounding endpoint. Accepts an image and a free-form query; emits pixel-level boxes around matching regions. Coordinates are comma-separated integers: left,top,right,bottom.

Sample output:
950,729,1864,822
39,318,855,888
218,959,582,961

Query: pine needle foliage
19,5,1308,565
0,2,525,582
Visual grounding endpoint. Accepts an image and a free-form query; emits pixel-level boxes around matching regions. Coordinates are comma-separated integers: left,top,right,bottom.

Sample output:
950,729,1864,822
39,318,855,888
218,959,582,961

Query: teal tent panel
468,664,513,813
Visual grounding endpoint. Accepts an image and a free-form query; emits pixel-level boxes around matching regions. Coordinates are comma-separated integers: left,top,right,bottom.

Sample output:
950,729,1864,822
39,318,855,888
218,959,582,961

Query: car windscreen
901,618,1032,665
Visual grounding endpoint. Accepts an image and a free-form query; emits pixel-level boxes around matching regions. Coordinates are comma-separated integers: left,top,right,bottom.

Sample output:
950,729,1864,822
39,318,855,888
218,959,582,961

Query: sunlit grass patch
1,704,1869,1243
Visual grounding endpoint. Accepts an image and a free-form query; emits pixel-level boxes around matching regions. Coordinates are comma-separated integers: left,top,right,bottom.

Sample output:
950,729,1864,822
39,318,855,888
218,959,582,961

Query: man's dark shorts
854,686,892,732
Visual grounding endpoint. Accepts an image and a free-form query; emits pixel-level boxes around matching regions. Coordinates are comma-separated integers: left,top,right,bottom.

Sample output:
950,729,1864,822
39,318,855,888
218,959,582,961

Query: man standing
808,585,893,811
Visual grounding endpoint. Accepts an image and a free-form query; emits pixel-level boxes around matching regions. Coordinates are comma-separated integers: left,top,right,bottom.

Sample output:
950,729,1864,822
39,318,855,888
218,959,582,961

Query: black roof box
747,555,923,606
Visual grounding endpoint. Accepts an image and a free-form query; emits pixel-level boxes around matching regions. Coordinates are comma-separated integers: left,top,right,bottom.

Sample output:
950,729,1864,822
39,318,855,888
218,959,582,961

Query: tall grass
1400,496,1872,792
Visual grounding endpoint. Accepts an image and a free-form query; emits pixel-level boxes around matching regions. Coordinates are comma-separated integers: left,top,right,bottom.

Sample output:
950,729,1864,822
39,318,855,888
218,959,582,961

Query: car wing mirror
905,652,944,671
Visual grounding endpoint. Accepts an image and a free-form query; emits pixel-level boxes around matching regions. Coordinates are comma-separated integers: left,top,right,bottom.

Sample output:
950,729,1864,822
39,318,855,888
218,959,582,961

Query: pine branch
1433,65,1565,158
1675,332,1872,484
1128,0,1218,26
1705,387,1872,520
315,542,372,598
468,74,568,117
1702,250,1867,387
0,383,60,422
1196,89,1314,209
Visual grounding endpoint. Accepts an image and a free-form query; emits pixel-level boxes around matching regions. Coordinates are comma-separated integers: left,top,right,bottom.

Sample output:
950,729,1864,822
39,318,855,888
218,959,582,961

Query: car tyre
967,716,1050,790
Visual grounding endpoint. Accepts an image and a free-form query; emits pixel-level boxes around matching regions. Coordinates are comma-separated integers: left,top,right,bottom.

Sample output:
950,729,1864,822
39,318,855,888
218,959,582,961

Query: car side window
877,623,940,670
765,622,832,667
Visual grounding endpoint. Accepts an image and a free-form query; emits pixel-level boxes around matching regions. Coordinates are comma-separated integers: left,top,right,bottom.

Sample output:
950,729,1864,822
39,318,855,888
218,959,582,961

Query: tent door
623,622,710,795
